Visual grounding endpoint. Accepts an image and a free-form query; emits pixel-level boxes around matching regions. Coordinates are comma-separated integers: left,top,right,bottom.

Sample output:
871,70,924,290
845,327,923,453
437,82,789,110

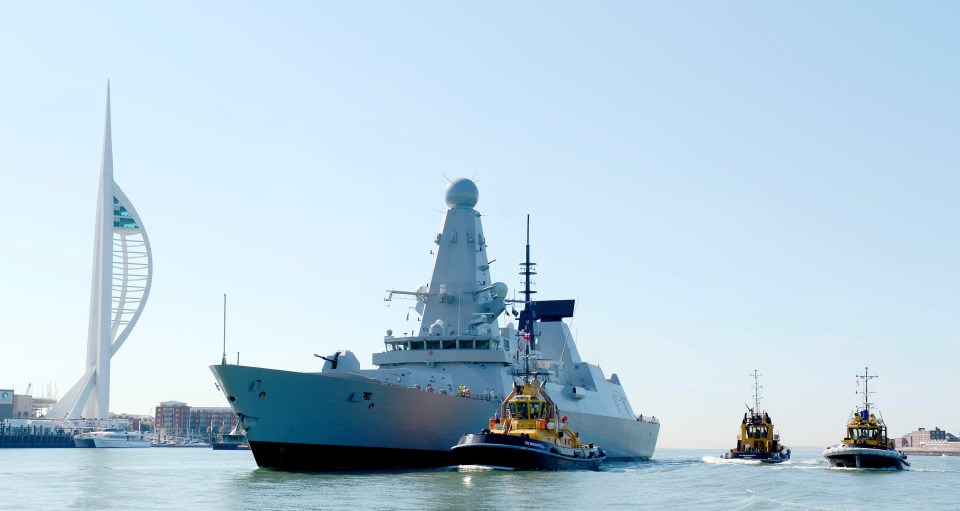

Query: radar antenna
856,366,878,412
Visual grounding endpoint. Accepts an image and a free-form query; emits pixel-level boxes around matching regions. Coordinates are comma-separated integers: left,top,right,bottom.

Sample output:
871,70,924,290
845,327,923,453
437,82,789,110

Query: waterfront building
45,84,152,421
189,407,235,436
155,402,235,440
155,401,190,439
0,390,12,419
896,427,960,448
0,388,58,420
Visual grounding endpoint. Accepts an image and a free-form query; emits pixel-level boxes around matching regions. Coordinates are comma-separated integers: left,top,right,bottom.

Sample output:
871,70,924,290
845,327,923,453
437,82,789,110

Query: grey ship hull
211,364,658,471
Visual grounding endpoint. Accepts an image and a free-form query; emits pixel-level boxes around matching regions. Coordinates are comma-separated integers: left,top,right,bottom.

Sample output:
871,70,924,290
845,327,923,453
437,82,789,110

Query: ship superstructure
211,178,659,470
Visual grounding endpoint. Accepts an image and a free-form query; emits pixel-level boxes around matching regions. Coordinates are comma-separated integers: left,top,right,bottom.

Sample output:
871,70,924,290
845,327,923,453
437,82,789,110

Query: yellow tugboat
721,370,790,463
451,224,604,471
452,374,605,470
823,367,909,470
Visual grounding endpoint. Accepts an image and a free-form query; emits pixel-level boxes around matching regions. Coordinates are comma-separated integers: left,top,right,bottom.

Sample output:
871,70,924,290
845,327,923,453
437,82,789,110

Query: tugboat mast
519,215,536,377
856,366,878,412
750,370,762,414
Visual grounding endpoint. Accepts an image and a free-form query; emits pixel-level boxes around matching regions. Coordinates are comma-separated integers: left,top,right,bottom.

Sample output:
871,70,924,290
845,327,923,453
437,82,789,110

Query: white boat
211,178,660,470
73,428,151,448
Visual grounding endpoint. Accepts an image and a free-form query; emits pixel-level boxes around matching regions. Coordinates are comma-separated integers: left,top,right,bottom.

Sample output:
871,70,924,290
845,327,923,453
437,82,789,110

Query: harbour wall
0,423,75,448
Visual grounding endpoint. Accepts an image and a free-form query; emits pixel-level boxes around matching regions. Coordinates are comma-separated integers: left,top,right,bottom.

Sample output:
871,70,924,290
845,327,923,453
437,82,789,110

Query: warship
210,178,660,470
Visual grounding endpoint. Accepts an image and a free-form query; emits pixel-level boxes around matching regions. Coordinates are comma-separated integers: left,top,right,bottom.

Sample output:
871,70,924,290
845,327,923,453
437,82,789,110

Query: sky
0,2,957,449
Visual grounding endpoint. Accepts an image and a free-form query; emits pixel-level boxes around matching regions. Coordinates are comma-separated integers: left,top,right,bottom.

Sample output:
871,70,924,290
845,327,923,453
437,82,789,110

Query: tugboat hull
823,445,909,470
452,433,603,471
721,449,790,463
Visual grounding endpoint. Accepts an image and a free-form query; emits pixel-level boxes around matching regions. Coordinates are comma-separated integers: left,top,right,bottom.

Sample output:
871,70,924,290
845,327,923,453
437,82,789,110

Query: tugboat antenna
856,366,878,412
750,370,762,414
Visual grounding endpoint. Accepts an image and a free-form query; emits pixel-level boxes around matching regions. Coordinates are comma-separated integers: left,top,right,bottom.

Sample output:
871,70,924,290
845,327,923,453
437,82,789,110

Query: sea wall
0,423,75,448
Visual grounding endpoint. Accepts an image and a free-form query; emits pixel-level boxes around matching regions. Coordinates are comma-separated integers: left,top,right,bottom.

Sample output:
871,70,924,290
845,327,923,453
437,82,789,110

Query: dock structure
0,423,75,448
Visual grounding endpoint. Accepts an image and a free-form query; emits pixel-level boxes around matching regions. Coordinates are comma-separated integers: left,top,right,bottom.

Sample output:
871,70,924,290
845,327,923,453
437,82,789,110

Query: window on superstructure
530,402,542,419
476,340,490,350
516,404,529,420
409,341,424,350
458,340,474,349
426,341,440,350
442,340,455,350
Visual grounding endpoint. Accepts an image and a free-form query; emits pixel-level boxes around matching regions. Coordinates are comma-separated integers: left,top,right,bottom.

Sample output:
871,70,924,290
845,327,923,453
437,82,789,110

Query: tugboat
452,377,605,470
451,218,605,471
721,370,790,463
823,367,909,470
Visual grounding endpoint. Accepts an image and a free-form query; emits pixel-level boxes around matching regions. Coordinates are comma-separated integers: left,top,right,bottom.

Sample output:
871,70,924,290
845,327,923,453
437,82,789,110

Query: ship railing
377,375,504,402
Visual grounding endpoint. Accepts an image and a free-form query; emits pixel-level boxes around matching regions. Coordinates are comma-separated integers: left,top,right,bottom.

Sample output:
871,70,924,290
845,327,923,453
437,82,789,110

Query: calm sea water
1,447,956,510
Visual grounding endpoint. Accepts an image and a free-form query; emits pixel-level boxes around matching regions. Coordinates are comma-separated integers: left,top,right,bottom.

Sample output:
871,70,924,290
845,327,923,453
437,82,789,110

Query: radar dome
445,178,479,209
492,282,508,299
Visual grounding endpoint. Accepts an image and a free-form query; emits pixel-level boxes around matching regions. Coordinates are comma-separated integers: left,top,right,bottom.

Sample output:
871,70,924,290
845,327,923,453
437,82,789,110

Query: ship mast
750,370,762,414
221,293,227,365
519,215,536,377
856,366,877,412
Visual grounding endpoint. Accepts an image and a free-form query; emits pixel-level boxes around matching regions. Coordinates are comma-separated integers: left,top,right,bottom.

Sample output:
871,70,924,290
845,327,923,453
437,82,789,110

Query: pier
0,423,75,448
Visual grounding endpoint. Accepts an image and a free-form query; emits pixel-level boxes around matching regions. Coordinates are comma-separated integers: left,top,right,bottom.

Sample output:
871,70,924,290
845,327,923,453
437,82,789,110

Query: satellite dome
445,178,479,209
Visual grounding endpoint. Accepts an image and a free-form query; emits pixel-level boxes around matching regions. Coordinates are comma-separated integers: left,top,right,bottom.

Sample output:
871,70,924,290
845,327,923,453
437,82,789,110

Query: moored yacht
73,428,151,448
210,178,660,470
823,367,908,470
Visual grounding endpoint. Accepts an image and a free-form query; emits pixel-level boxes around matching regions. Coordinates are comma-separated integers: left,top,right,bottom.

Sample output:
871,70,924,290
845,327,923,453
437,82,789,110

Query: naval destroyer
211,178,660,470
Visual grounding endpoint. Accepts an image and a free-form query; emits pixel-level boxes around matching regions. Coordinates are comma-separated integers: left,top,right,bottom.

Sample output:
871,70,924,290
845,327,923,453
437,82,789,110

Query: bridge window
458,340,474,349
530,402,543,419
409,341,424,350
476,340,490,350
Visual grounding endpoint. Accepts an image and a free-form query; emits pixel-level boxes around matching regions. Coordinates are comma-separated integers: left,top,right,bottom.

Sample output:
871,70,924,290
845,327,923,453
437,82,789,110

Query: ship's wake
701,455,762,465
